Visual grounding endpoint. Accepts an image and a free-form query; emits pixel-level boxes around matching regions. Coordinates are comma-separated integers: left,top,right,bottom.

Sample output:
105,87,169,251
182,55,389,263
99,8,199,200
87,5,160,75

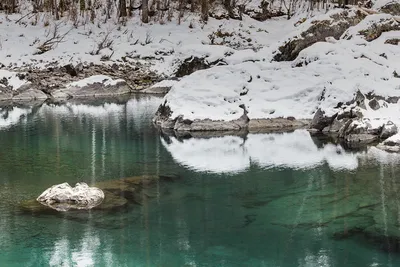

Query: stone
175,56,225,77
345,133,379,145
13,89,48,101
368,98,380,110
380,121,398,139
354,90,366,109
36,182,105,211
63,64,78,77
310,108,337,131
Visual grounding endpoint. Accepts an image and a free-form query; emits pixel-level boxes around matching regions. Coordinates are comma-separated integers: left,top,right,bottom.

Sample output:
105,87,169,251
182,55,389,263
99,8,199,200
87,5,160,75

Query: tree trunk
142,0,149,23
201,0,208,22
120,0,127,17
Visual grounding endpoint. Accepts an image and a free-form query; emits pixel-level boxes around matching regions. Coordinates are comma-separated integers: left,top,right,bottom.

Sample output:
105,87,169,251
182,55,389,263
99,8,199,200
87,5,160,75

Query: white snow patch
0,70,28,90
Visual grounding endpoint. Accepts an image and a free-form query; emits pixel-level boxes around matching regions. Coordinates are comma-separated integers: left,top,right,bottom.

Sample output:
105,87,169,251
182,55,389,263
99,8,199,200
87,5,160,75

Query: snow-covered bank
154,7,400,152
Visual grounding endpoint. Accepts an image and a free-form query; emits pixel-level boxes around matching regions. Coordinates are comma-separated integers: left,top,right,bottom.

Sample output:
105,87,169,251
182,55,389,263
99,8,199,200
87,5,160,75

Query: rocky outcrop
342,14,400,41
175,56,226,77
379,2,400,16
273,8,367,61
36,182,105,211
311,91,399,147
154,102,309,132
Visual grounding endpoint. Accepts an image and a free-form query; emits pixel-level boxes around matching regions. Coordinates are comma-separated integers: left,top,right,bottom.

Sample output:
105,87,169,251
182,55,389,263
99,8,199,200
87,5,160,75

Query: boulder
368,98,380,110
345,133,379,145
310,108,337,131
380,121,398,139
175,57,225,77
37,182,104,211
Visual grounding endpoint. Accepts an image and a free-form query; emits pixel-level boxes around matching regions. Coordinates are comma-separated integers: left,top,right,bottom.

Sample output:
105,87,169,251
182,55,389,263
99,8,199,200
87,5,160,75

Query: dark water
1,96,400,267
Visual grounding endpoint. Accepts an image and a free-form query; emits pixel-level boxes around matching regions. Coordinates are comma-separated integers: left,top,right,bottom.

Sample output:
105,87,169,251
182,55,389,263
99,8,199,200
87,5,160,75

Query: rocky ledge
0,63,163,102
153,101,310,133
310,90,399,150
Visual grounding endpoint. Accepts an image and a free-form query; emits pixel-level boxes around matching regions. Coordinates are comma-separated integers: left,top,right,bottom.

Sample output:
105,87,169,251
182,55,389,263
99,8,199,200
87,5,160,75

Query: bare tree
201,0,208,21
120,0,127,17
142,0,149,23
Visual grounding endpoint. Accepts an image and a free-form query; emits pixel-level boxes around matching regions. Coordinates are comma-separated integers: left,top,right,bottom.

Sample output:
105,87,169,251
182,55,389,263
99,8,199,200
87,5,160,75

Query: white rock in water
36,182,104,211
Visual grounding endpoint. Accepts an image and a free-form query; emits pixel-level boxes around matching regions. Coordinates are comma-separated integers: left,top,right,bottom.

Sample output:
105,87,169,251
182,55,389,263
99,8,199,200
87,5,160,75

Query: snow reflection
161,130,360,173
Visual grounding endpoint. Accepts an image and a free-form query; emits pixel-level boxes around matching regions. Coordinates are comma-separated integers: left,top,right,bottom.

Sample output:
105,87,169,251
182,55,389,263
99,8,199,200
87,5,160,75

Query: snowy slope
159,11,400,124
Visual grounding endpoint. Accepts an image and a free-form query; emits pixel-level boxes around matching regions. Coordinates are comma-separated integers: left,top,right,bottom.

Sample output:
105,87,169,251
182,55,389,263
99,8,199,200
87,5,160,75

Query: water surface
1,96,400,267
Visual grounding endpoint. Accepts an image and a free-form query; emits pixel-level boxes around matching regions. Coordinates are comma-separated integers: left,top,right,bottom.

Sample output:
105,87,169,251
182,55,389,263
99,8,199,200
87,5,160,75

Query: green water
1,96,400,267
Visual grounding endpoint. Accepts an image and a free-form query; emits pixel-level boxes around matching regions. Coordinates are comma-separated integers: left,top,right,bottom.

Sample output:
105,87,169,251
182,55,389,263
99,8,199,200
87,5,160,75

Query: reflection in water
2,97,400,266
161,130,360,173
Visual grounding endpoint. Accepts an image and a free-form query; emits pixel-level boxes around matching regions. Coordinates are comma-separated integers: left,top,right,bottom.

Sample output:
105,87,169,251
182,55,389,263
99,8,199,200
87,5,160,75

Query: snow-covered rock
341,13,400,41
37,182,105,211
273,8,367,61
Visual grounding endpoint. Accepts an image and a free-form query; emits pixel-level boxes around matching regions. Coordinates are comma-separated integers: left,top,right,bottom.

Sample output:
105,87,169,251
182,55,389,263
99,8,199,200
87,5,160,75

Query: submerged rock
36,182,105,211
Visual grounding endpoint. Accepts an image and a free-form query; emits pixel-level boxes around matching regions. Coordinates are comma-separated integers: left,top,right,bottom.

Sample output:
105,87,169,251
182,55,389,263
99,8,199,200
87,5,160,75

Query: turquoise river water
1,95,400,267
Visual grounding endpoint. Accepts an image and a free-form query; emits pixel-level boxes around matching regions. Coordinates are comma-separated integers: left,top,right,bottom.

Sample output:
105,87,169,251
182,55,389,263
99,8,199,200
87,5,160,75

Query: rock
273,9,367,61
384,38,400,45
380,121,398,139
345,133,379,145
13,88,48,101
322,118,346,133
36,182,104,211
368,98,380,110
248,118,310,132
354,90,366,109
174,113,249,131
63,64,78,77
379,2,400,16
175,57,226,78
386,96,399,103
310,108,337,131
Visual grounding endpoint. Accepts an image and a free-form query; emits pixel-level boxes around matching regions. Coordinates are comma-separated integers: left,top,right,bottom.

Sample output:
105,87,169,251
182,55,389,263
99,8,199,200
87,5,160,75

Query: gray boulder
380,121,398,139
37,182,105,211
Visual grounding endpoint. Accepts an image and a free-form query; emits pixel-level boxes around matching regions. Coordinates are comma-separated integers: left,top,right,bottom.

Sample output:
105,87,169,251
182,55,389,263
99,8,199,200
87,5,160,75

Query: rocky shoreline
0,62,165,102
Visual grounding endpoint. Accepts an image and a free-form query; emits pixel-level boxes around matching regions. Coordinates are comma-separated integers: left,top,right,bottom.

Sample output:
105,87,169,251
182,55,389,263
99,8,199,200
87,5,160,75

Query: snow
161,11,400,122
67,75,124,88
161,130,360,173
0,70,28,90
